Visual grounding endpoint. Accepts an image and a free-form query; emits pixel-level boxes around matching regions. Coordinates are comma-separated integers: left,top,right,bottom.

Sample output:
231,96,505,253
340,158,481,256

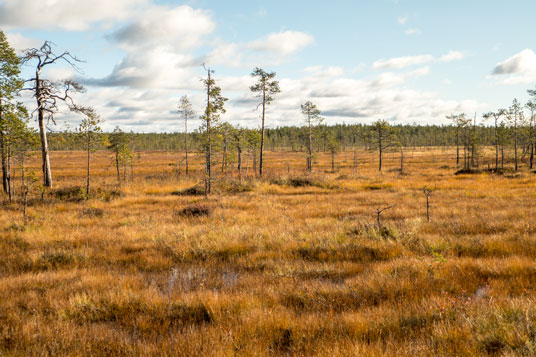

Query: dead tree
22,41,84,188
376,205,395,229
422,186,432,222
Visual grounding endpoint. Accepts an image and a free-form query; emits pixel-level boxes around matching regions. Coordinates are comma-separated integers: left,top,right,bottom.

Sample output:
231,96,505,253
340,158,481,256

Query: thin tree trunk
259,89,266,176
7,147,11,202
514,121,518,172
237,145,242,182
86,130,91,197
307,119,312,172
331,151,335,172
495,118,499,171
205,71,212,194
0,95,8,194
184,117,189,176
400,146,404,175
378,128,383,171
245,151,250,179
456,126,460,165
115,152,120,184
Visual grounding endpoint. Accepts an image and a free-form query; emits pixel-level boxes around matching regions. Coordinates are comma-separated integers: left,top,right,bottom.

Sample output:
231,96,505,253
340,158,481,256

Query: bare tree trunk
400,146,404,175
259,89,266,176
0,96,9,195
353,147,358,175
205,72,212,194
237,145,242,182
86,130,91,197
514,118,518,172
307,120,312,172
529,143,534,170
0,134,8,195
456,126,460,165
184,118,189,176
7,147,12,202
23,188,28,224
378,129,383,171
253,147,257,175
245,151,250,179
115,152,120,184
36,76,52,188
331,151,335,172
221,138,227,173
495,118,499,171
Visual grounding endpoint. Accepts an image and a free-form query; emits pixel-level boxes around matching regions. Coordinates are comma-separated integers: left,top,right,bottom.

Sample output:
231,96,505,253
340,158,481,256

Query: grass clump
172,185,205,196
270,175,337,189
50,186,86,202
79,207,105,218
173,204,212,218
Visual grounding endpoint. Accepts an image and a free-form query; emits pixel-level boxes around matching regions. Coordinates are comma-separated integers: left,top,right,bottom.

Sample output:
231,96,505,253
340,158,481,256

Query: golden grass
1,147,536,355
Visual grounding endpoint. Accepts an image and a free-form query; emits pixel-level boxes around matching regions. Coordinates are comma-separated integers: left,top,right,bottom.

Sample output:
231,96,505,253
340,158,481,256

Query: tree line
1,30,536,200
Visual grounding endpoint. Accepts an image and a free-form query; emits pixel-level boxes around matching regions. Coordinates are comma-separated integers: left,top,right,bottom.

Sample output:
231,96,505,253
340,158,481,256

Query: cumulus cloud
108,5,215,50
247,31,314,56
7,2,482,131
0,0,146,31
492,49,536,75
5,32,39,51
82,48,199,89
373,51,464,69
491,49,536,85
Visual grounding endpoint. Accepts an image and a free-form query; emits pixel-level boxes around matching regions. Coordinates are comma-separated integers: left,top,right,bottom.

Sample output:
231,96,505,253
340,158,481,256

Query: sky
1,0,536,132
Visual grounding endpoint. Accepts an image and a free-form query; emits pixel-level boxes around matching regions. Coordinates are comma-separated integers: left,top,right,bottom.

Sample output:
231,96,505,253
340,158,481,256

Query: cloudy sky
2,0,536,132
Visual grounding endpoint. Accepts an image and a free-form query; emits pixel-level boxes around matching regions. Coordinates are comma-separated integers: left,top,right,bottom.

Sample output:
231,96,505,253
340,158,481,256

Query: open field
2,148,536,356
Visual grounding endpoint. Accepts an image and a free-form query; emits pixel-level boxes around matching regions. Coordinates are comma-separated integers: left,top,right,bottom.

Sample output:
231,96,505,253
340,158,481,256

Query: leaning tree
22,41,84,188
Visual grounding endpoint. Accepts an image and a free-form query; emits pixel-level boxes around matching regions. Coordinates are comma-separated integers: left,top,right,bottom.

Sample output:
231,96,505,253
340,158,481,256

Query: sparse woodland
3,30,536,356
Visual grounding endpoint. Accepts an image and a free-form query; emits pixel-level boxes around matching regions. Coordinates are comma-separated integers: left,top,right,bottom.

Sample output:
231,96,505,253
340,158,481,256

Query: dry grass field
1,147,536,356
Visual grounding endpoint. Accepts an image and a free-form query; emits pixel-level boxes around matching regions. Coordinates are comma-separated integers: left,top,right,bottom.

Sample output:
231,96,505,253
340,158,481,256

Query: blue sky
1,0,535,132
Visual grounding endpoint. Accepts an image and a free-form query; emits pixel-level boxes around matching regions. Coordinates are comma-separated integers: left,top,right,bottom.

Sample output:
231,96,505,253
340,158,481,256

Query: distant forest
47,123,503,152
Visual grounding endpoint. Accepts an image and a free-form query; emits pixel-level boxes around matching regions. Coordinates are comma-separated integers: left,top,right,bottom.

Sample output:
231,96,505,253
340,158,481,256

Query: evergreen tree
201,66,227,193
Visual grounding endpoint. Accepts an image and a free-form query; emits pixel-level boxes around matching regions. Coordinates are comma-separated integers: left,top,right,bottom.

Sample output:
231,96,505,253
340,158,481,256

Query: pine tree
200,66,227,194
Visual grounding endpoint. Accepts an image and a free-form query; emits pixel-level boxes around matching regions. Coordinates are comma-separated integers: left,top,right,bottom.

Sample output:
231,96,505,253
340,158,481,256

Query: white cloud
405,28,421,35
0,0,147,31
373,51,465,69
247,31,314,56
397,16,408,25
303,66,344,77
48,64,486,132
7,2,481,131
407,66,430,77
5,32,39,51
373,54,434,69
109,5,215,51
492,49,536,75
439,51,465,62
491,49,536,84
